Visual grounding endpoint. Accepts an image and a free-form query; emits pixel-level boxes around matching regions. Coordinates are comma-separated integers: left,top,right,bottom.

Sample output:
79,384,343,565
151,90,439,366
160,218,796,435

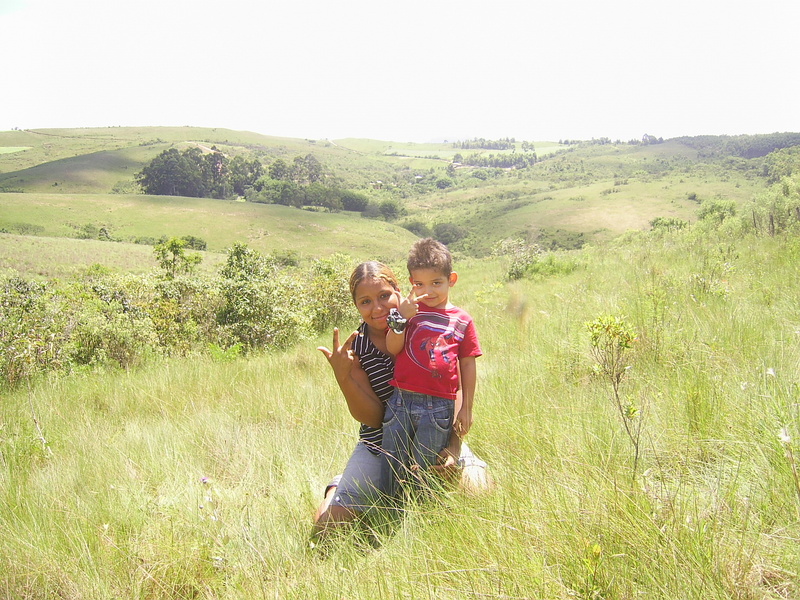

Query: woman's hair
407,237,452,276
349,261,400,302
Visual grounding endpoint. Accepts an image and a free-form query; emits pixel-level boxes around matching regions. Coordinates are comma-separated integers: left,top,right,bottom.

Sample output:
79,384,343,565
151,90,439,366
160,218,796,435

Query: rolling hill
0,126,792,273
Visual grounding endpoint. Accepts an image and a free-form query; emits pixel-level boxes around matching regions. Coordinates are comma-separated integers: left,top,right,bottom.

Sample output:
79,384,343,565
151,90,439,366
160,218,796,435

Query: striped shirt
352,321,394,453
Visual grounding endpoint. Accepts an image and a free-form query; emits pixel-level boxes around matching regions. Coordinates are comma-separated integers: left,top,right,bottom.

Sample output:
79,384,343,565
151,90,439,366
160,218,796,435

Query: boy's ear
448,272,458,287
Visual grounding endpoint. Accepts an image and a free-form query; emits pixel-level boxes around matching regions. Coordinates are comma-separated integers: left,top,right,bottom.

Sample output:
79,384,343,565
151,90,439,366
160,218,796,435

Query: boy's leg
411,396,454,487
380,388,414,498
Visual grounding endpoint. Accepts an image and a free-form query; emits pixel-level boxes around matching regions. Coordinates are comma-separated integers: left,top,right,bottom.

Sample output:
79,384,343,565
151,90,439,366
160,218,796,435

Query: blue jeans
328,441,393,515
381,388,454,496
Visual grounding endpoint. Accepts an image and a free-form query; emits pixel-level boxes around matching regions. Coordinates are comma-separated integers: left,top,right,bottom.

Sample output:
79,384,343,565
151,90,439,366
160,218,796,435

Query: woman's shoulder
353,323,392,362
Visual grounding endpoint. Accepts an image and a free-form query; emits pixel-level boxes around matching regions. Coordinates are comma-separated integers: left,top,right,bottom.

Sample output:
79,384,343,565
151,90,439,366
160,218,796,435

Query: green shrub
217,243,312,350
0,275,70,388
306,253,355,332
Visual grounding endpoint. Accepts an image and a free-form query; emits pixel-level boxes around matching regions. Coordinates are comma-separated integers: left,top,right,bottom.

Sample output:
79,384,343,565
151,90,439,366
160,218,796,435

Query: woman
313,261,489,537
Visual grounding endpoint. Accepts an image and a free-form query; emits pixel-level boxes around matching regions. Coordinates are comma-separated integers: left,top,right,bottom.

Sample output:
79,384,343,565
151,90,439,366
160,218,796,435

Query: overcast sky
2,0,798,143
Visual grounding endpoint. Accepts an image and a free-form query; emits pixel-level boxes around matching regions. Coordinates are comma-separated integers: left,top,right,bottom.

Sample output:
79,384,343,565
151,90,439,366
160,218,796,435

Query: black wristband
387,308,407,333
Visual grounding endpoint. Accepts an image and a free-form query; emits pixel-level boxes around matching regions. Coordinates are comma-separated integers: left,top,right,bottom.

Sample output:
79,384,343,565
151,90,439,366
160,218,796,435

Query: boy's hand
430,433,461,483
398,289,428,320
454,405,473,437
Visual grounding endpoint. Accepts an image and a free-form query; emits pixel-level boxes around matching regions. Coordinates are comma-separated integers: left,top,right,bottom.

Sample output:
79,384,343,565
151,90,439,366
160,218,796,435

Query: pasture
0,192,417,263
2,229,799,598
2,126,800,597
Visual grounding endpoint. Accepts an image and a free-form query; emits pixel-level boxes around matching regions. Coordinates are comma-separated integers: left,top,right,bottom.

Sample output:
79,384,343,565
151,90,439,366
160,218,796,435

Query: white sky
2,0,799,143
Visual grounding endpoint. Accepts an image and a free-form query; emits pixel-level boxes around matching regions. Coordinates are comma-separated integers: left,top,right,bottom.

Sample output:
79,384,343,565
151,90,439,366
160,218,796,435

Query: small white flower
740,382,749,391
779,427,791,445
766,368,776,377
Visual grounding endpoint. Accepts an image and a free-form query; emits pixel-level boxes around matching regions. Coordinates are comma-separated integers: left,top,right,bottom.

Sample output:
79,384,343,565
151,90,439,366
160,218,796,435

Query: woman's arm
318,328,384,428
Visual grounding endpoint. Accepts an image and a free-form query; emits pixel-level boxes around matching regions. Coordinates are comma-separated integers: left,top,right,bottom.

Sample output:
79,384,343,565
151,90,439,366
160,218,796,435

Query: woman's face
354,276,399,332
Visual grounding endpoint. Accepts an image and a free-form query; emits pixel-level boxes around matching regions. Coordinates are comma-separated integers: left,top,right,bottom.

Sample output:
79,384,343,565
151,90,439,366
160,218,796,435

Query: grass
0,193,418,264
2,228,799,598
0,233,226,279
0,128,774,260
0,147,30,155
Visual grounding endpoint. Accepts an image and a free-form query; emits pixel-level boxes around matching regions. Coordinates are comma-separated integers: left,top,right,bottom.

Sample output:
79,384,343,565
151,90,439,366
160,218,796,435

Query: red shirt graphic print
391,305,481,400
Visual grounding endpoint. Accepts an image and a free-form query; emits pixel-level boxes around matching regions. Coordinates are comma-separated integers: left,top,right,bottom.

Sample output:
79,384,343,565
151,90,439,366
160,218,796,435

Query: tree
137,148,204,197
229,155,263,196
154,237,202,279
340,190,369,212
378,199,401,221
268,159,289,181
436,176,454,189
433,222,467,245
201,150,230,198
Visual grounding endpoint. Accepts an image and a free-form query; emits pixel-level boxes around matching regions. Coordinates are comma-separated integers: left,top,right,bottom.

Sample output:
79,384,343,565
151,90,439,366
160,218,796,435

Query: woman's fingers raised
341,329,358,353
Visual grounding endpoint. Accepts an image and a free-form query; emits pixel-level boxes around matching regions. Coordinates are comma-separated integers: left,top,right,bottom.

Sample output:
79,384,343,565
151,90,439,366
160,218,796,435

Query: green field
0,128,774,260
0,192,417,264
3,231,800,598
1,126,800,598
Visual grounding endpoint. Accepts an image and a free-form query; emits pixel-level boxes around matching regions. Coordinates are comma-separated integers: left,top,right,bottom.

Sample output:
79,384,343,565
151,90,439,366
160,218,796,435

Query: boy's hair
349,261,400,302
407,238,452,277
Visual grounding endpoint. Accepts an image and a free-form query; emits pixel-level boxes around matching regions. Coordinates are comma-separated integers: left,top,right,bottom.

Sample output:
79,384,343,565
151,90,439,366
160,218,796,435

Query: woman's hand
317,328,359,381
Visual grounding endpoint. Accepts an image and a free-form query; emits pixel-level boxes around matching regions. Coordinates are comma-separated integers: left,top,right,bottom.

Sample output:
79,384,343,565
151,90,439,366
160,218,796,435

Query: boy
382,238,482,493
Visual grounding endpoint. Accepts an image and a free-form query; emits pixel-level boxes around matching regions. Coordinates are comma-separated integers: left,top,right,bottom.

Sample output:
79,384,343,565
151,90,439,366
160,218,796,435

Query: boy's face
409,268,457,309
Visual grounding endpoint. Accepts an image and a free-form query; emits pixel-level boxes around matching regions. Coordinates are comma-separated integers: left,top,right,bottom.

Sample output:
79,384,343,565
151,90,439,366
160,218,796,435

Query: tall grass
2,229,799,598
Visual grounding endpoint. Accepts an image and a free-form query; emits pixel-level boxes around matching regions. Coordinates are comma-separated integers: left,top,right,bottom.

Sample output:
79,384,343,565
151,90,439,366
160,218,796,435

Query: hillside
0,192,417,268
1,127,796,269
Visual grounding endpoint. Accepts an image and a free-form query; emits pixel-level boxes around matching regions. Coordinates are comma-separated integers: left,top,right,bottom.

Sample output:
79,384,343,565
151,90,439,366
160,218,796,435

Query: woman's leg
312,442,390,538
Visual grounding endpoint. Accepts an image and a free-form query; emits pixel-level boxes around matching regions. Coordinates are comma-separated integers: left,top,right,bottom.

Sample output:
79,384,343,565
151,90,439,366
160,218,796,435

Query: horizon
2,124,800,145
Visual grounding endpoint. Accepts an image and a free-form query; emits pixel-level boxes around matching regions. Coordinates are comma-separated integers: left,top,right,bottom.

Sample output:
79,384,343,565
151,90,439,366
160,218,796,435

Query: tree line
454,152,537,169
135,147,373,213
136,147,263,198
452,137,518,150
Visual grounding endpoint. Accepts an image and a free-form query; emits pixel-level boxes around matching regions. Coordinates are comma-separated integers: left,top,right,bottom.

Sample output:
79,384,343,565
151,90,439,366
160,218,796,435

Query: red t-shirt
391,305,482,400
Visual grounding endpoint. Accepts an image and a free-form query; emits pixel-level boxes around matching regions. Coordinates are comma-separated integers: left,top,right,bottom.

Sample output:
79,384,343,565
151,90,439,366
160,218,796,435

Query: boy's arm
454,355,477,436
387,289,425,355
386,327,405,356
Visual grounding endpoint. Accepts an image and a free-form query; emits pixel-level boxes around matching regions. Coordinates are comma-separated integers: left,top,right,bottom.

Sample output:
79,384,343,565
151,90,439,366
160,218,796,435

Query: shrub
66,274,160,369
433,222,467,246
217,243,312,350
493,238,540,280
402,220,433,238
306,253,355,332
0,276,70,388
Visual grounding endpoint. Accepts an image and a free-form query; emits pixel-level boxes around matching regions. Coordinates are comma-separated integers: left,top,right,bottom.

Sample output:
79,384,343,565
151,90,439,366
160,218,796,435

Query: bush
217,243,312,350
306,254,355,332
433,222,467,245
0,276,70,388
0,243,360,387
402,220,433,237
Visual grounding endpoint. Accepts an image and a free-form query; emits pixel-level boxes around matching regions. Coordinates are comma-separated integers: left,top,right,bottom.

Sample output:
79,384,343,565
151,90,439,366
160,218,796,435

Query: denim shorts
381,388,454,492
328,440,393,513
